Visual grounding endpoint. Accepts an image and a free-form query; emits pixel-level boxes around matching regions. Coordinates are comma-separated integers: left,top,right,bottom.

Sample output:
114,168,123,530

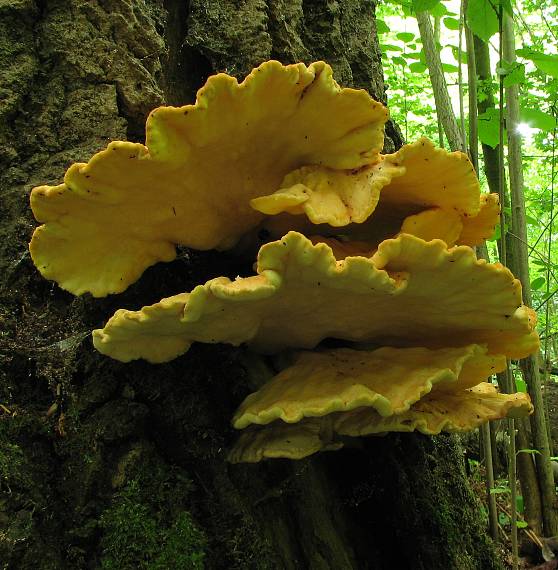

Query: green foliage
515,376,528,393
466,0,498,41
501,61,525,88
520,108,556,132
477,108,502,148
412,0,441,12
516,48,558,79
100,480,206,570
443,17,460,31
376,19,390,34
150,513,207,570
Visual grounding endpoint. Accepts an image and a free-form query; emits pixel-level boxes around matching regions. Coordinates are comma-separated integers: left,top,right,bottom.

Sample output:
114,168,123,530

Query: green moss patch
100,479,206,569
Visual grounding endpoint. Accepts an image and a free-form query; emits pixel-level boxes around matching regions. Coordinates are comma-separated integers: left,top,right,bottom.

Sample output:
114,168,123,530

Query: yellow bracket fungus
335,382,532,437
92,231,538,363
250,159,406,226
28,59,537,465
252,137,499,248
458,193,501,246
229,382,533,463
29,60,388,297
229,418,343,463
232,345,507,429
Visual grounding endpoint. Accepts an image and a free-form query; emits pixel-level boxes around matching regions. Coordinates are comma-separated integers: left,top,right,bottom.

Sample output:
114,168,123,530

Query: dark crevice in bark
35,0,47,18
163,0,212,106
385,118,405,152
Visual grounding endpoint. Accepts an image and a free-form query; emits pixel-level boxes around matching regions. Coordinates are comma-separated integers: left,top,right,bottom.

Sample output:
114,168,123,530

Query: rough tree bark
0,1,502,568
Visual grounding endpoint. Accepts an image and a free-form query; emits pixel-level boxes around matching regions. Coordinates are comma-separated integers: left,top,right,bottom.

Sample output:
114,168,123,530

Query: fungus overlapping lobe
30,60,388,297
232,345,507,429
92,232,538,364
229,382,533,463
335,382,533,436
254,138,499,249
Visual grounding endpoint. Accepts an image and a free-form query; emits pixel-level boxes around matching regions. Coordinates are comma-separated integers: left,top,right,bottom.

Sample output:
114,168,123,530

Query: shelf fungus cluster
29,61,536,463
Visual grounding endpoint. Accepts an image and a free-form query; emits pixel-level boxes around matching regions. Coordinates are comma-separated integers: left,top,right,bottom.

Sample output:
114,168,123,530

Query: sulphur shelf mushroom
29,60,388,297
92,232,538,363
228,383,532,463
228,345,531,463
252,137,500,249
28,60,538,464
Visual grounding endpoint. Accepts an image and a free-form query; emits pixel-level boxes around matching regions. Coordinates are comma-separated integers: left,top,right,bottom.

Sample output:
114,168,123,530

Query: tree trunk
473,33,544,535
503,13,558,537
0,1,502,568
416,10,464,151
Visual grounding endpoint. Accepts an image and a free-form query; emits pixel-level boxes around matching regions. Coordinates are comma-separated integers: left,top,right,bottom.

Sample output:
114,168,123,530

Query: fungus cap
250,158,405,227
458,193,501,246
228,417,342,463
92,232,539,363
228,383,533,463
334,382,533,436
30,60,388,297
253,138,499,248
232,345,506,429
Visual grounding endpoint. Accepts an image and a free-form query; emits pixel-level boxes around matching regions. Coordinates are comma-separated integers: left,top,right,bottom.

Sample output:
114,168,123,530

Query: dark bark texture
0,1,501,568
